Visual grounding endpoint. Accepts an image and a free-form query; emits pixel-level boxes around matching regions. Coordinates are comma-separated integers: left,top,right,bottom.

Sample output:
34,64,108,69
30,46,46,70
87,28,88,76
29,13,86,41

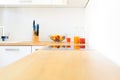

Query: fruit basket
50,34,65,42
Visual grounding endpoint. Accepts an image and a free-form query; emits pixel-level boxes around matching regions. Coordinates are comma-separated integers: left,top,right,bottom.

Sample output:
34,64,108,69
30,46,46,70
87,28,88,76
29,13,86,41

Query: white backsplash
0,8,85,41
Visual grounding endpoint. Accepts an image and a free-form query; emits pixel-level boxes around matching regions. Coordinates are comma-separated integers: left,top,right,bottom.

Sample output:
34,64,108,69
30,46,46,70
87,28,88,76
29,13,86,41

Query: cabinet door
0,46,31,67
32,46,45,53
0,0,18,4
0,0,32,4
32,0,66,5
0,0,66,5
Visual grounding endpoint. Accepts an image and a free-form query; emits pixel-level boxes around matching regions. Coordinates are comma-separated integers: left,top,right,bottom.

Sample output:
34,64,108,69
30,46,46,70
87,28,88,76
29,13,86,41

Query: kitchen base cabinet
32,46,45,53
0,46,31,67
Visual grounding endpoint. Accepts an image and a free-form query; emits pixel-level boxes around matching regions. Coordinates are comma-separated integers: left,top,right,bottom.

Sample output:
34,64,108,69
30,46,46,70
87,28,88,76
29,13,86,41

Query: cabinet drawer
0,46,31,52
32,46,45,53
0,46,31,67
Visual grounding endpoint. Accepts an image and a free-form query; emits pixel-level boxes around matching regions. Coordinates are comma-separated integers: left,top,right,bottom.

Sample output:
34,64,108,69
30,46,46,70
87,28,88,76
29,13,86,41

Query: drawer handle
5,49,20,51
35,49,39,51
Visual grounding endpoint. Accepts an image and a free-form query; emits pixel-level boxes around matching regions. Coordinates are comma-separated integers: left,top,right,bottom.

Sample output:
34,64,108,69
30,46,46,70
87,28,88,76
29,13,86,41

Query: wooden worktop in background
0,50,120,80
0,41,77,46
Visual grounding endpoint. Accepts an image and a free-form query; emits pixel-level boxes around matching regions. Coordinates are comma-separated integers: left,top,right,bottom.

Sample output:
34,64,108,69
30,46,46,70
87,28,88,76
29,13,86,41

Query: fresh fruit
56,45,60,48
61,45,65,48
66,45,71,48
56,35,60,40
50,34,65,42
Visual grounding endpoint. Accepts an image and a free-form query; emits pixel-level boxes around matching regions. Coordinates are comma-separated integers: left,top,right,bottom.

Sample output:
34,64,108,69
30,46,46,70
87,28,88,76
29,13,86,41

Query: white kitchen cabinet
0,0,67,7
32,0,67,5
0,0,22,4
0,0,89,8
32,46,45,53
0,46,31,67
67,0,88,7
0,0,66,4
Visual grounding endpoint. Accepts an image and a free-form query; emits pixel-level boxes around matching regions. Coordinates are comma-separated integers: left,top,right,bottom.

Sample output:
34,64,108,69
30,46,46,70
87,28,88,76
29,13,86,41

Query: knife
33,20,38,36
36,24,39,36
33,20,35,31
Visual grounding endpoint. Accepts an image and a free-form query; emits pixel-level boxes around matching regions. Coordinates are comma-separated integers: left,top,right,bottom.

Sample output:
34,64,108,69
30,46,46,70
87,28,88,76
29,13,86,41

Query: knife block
32,31,39,43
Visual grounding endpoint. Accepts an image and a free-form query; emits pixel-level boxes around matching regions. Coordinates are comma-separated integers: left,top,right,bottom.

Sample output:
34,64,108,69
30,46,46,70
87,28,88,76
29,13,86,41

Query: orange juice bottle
74,36,80,50
74,36,80,44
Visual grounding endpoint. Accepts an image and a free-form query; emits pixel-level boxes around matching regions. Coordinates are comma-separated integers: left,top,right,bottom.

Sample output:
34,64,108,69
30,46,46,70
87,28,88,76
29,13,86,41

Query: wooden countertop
0,50,120,80
0,41,86,46
0,41,68,46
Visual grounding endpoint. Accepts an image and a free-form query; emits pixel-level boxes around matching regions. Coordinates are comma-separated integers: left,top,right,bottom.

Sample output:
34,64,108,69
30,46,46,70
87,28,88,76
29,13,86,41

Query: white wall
0,10,2,24
85,0,120,66
0,10,3,37
0,8,85,41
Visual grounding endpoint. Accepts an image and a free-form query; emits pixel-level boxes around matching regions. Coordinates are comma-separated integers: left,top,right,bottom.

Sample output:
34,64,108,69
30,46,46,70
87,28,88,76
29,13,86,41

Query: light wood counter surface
0,41,78,46
0,41,56,46
0,50,120,80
